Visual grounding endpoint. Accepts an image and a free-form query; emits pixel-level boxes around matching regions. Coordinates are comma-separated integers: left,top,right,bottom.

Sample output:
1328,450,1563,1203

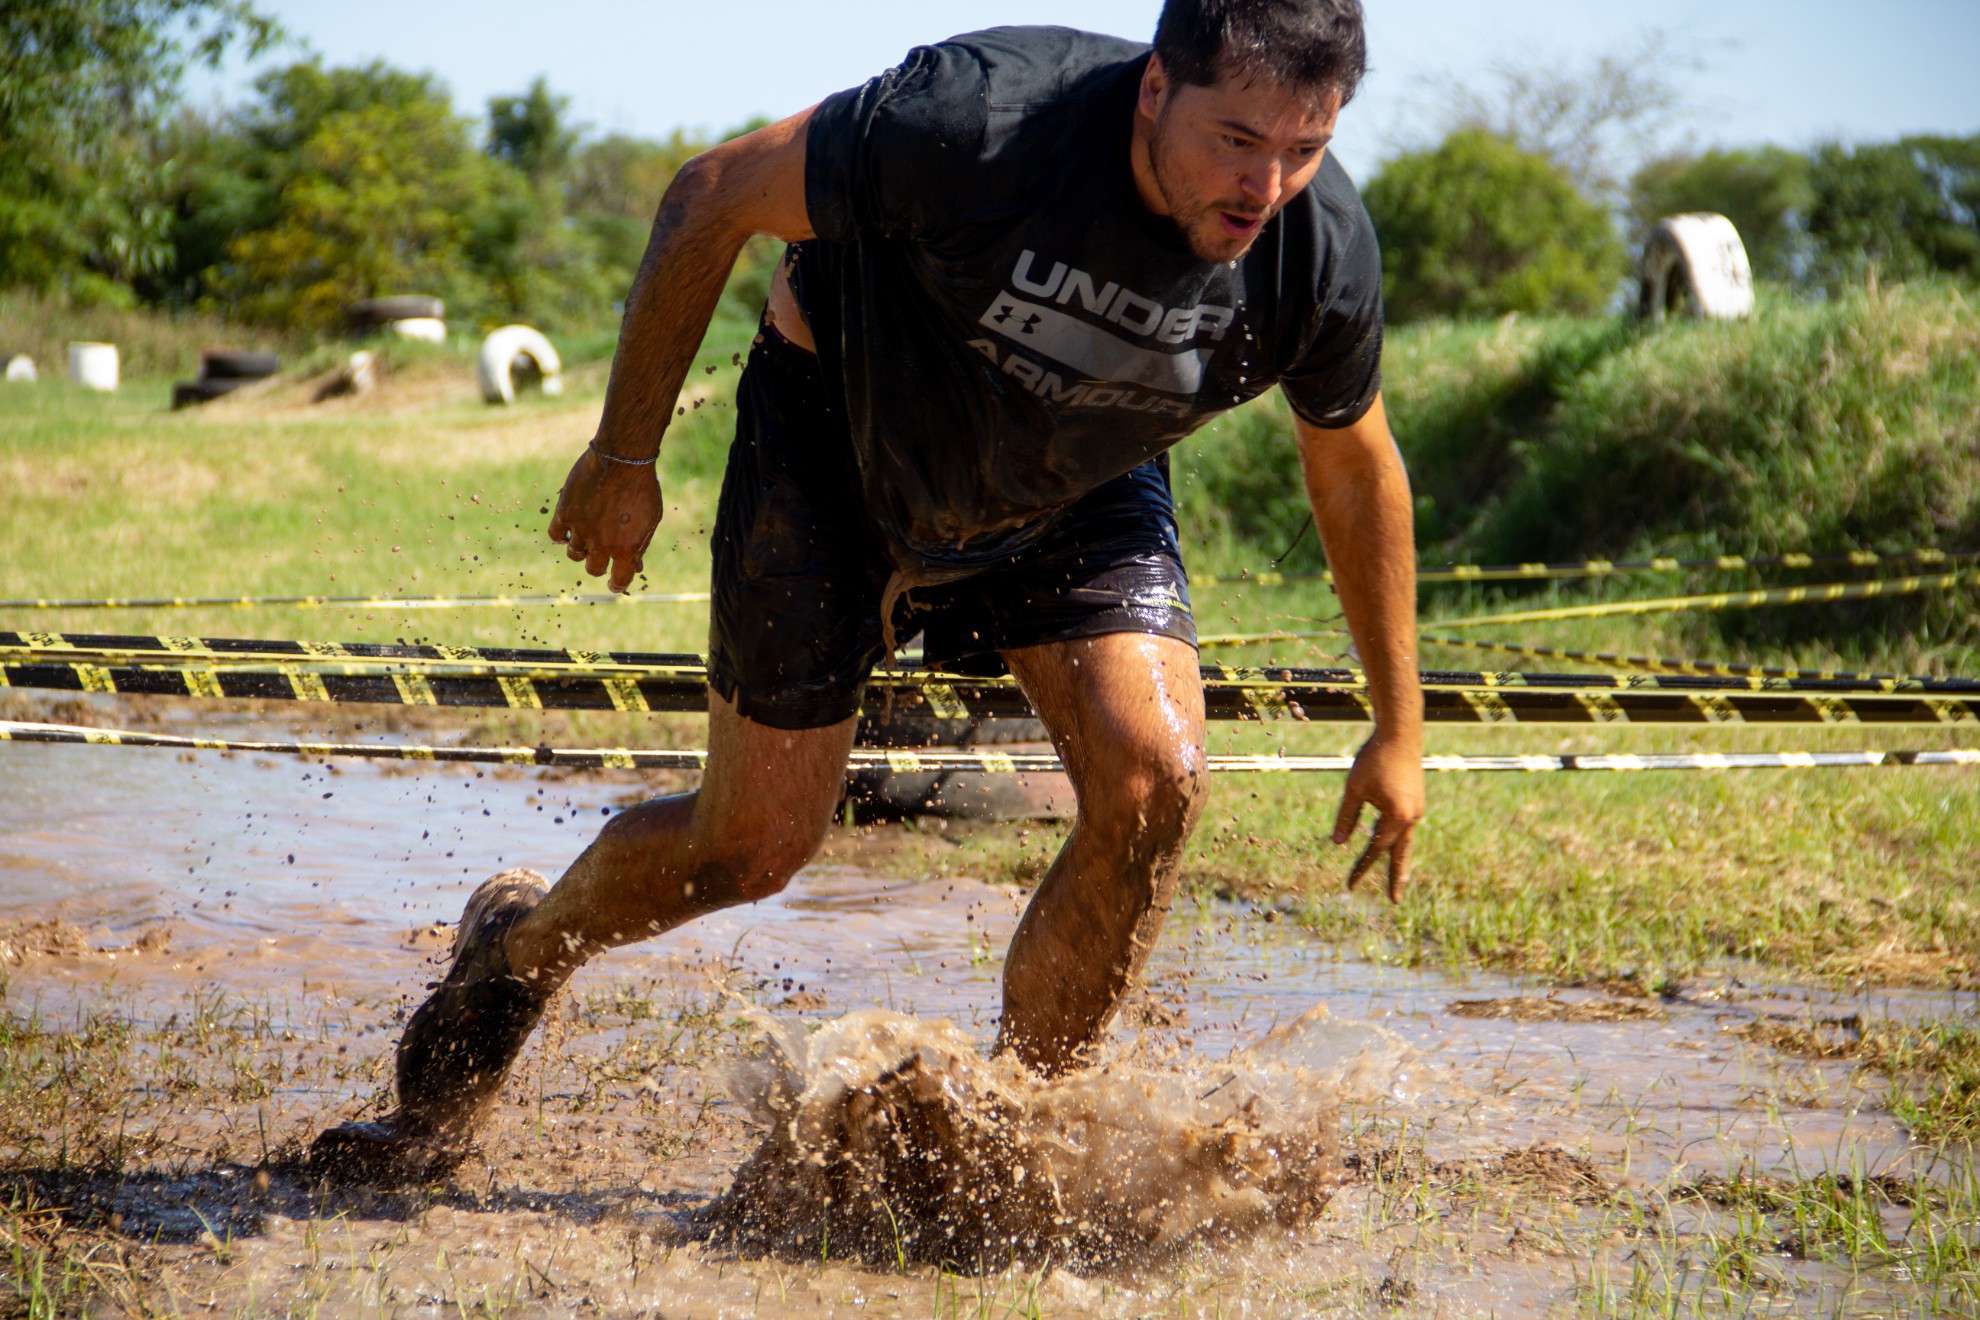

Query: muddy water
0,733,1964,1316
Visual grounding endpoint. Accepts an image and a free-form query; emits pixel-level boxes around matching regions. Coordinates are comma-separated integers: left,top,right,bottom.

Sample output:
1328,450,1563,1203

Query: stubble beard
1147,121,1257,265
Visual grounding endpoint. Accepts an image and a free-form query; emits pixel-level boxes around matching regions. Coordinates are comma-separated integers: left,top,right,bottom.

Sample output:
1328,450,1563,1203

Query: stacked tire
172,349,281,409
345,296,446,342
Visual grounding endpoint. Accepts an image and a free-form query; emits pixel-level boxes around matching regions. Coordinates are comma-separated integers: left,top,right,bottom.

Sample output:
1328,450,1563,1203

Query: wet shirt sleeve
1277,194,1385,430
805,42,991,244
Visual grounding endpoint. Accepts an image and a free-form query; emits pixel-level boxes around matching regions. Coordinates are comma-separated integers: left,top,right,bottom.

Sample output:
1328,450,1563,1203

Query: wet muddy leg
312,695,853,1178
995,633,1208,1075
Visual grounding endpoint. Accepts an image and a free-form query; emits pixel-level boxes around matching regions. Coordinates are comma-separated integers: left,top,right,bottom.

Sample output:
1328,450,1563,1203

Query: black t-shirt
796,25,1383,582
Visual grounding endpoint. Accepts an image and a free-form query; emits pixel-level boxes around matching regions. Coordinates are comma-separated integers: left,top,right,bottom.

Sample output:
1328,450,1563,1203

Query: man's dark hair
1153,0,1368,107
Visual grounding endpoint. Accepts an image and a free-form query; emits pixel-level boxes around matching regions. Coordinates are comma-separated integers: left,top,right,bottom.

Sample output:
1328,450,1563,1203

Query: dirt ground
2,861,1966,1318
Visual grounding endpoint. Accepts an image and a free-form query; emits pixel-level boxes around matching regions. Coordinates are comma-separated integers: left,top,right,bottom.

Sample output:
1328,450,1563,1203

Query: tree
211,61,516,330
486,76,577,182
1629,146,1813,284
1412,30,1705,204
0,0,278,301
1362,129,1625,322
1803,135,1980,287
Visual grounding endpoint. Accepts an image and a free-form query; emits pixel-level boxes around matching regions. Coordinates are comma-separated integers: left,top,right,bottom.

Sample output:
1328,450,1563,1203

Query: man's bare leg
312,694,853,1174
506,694,857,989
996,632,1208,1074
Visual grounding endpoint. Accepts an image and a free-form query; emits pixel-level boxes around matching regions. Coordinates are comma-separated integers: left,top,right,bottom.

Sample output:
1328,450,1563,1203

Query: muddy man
314,0,1424,1177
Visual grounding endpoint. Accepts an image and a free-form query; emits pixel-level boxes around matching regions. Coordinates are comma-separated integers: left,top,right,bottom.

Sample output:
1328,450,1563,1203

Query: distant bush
205,62,526,332
1630,134,1980,293
1361,129,1625,322
1629,147,1813,284
1802,136,1980,288
0,0,279,306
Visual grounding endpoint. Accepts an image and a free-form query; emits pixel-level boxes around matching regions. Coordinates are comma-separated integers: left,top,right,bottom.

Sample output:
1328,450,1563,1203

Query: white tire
1638,214,1755,321
387,317,448,343
4,355,35,383
477,324,563,405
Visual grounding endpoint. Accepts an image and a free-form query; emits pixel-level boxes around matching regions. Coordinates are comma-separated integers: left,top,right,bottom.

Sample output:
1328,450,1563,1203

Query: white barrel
387,317,447,343
67,342,120,391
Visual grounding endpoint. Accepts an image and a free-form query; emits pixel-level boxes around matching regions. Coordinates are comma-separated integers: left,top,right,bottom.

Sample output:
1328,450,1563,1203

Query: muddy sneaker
311,869,552,1180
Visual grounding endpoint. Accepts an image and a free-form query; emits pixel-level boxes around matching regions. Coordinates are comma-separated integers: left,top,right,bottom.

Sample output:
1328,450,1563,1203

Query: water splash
708,1004,1417,1267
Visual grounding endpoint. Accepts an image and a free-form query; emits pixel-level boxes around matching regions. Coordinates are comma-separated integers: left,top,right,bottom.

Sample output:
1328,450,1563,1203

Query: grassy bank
1174,279,1980,664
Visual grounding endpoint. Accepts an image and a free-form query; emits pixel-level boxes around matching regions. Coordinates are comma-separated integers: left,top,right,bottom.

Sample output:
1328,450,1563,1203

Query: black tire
199,349,280,380
345,296,445,328
846,712,1064,821
171,377,249,409
853,712,1050,748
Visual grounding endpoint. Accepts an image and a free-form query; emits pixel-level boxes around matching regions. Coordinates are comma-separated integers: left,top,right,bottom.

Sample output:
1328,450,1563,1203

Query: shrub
1361,129,1625,322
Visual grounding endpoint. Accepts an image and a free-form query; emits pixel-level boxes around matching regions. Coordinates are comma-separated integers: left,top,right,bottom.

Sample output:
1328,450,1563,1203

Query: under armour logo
990,304,1042,333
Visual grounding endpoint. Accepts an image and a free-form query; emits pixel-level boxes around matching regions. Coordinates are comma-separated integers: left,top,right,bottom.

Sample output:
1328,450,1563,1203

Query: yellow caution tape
11,550,1971,611
1425,570,1980,630
3,719,1976,775
1199,569,1980,648
1193,546,1977,589
0,590,712,611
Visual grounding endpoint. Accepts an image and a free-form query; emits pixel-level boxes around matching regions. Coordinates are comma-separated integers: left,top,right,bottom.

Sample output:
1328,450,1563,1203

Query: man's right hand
547,446,662,594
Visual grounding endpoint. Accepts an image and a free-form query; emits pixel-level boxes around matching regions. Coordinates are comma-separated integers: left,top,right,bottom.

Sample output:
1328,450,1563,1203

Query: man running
315,0,1422,1176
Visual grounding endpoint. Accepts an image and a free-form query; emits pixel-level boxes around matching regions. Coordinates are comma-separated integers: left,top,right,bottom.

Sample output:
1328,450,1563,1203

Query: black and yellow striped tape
8,632,1975,698
4,719,1975,775
5,654,1979,725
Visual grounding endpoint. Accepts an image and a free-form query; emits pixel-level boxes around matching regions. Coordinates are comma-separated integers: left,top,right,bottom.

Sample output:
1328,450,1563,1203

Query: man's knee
1080,739,1209,847
724,821,826,901
604,803,827,908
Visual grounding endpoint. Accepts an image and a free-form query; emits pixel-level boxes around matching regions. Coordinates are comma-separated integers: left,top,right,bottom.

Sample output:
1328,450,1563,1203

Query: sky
185,0,1980,184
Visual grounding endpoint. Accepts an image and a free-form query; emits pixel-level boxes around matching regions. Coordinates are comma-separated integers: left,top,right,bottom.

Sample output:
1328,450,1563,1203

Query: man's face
1135,58,1342,263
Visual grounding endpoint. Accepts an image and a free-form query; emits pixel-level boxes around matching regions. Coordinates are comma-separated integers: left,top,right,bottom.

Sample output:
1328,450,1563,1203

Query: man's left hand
1332,730,1425,902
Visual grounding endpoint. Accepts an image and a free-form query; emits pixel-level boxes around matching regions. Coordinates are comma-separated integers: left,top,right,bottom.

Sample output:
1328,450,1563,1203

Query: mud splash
0,917,171,964
711,1004,1417,1267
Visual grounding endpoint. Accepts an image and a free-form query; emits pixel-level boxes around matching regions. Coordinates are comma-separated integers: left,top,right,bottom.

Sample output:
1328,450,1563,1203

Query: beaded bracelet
588,439,657,467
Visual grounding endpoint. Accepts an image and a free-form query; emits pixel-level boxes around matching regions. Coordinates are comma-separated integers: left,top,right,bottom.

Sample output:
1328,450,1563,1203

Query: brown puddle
1,727,1972,1316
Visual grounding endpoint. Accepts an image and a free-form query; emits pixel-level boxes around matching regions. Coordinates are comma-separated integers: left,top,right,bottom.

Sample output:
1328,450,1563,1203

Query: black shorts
706,325,1196,730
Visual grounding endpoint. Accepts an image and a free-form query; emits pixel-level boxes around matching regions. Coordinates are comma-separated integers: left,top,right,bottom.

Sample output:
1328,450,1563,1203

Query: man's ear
1138,52,1170,120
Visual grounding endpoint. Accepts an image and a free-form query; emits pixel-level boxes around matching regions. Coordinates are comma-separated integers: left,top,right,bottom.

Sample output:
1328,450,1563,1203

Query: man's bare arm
549,109,817,591
1293,394,1426,900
